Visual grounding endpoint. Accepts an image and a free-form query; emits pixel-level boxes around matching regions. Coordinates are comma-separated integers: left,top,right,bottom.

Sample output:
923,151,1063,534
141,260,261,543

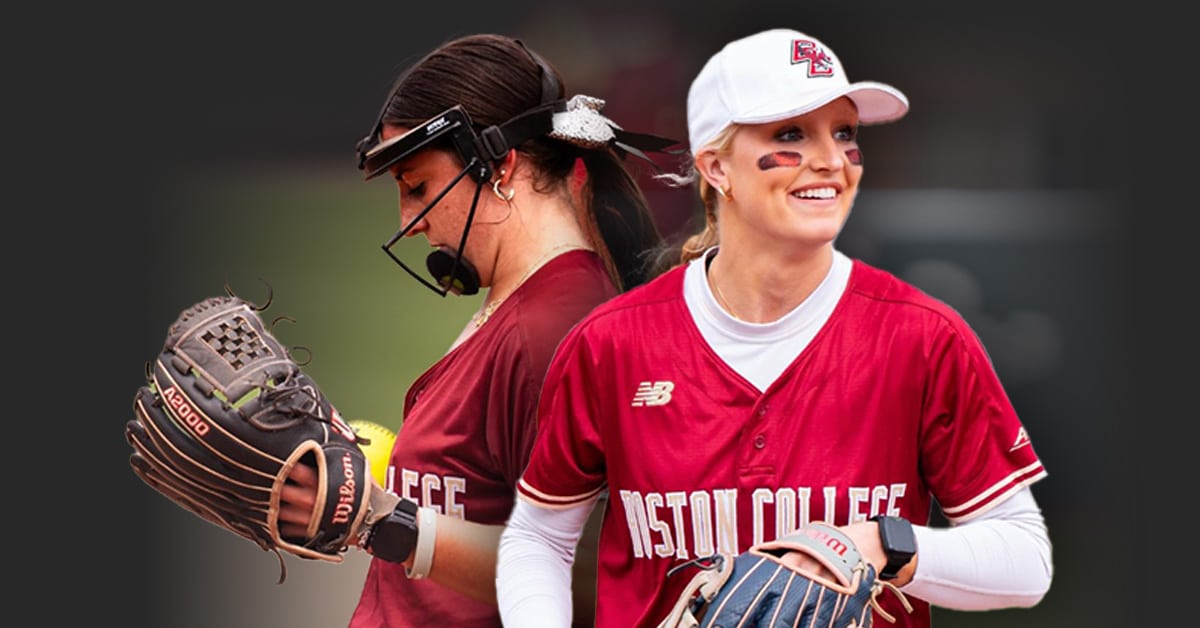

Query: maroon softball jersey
350,250,617,628
517,260,1048,628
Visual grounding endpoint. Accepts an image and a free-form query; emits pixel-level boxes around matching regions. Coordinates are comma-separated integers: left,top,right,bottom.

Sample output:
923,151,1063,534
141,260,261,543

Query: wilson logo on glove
799,524,853,558
334,452,362,525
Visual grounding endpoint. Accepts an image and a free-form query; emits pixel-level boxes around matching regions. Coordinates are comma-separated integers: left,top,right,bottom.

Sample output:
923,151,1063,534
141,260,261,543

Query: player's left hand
277,463,321,539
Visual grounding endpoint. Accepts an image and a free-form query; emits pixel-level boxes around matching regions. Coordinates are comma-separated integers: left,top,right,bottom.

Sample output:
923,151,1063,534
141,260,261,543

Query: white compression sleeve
904,487,1053,609
497,498,595,627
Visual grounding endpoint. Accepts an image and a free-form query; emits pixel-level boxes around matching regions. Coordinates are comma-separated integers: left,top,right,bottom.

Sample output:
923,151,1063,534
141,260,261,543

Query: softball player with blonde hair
497,28,1053,627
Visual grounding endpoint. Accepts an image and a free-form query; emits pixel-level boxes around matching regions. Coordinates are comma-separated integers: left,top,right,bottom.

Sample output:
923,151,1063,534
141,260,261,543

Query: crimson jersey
351,250,617,628
517,259,1047,628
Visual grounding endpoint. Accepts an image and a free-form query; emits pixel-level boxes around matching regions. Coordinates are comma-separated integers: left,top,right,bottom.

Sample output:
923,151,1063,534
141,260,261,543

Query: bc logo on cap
791,40,835,77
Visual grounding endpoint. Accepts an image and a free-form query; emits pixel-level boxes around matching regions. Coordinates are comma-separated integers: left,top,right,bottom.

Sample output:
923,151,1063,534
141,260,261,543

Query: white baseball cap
687,28,909,154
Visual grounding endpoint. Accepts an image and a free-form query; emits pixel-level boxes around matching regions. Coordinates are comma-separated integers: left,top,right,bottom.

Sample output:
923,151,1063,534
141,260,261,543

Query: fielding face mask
356,102,560,296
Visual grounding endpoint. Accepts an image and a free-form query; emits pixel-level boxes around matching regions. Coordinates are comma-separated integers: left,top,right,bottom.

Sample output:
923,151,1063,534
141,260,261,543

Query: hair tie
549,95,617,148
548,95,683,171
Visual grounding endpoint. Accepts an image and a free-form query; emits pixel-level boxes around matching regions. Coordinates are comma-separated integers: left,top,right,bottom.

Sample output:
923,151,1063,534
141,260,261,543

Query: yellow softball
348,420,397,487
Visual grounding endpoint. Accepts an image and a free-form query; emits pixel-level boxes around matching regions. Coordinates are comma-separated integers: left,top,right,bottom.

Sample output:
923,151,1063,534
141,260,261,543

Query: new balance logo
632,381,674,407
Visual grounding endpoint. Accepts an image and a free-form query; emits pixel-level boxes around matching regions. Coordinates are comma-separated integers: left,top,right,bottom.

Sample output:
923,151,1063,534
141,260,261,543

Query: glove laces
247,370,333,430
867,577,915,624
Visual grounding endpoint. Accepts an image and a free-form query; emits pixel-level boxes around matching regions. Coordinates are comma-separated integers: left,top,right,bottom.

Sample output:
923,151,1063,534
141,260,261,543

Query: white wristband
405,507,437,579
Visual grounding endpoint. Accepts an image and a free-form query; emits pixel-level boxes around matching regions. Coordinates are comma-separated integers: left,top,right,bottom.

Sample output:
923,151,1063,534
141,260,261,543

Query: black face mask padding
425,246,482,296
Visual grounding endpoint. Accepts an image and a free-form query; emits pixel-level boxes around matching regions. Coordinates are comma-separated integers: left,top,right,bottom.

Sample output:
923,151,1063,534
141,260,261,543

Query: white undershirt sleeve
497,498,595,627
904,487,1053,610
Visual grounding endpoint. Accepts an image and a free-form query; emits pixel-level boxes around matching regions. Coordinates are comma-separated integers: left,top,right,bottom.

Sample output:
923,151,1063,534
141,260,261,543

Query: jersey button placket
752,402,769,450
738,400,774,485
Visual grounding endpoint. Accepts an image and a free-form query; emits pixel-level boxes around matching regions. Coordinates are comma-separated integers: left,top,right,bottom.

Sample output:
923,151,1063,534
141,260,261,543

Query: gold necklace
472,300,503,329
708,269,742,321
472,243,588,328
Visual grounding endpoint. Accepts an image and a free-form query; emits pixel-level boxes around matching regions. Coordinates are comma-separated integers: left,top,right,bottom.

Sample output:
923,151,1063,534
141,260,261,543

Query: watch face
881,516,917,554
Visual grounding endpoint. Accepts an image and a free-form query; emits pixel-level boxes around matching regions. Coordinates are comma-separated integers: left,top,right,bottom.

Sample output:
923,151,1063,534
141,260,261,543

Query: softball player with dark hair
276,33,676,628
497,28,1053,627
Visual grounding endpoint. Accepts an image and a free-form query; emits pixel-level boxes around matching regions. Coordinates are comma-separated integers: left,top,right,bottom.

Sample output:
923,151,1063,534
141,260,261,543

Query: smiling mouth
792,187,838,199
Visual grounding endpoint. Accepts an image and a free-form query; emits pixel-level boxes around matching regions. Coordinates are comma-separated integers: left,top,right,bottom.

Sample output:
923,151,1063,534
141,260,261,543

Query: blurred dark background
18,1,1163,625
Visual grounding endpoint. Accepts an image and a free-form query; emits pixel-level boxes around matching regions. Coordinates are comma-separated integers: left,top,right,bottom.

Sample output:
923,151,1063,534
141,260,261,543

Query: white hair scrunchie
548,94,620,149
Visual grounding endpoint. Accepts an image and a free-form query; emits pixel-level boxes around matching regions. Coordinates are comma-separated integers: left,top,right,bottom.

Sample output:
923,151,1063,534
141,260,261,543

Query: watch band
365,498,420,564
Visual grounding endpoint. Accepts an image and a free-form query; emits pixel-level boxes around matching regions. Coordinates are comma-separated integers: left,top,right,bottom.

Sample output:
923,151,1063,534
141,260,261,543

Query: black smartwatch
365,498,420,564
870,515,916,580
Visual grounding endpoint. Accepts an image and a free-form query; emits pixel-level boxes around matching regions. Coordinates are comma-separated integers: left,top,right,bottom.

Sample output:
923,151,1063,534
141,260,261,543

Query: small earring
716,185,731,201
492,178,515,202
